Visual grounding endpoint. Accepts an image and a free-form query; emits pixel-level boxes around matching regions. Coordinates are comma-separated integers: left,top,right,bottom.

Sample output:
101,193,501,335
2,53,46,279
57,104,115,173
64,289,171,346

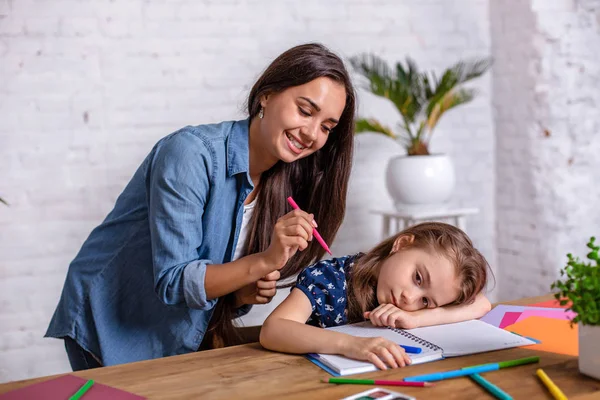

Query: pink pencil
286,196,332,255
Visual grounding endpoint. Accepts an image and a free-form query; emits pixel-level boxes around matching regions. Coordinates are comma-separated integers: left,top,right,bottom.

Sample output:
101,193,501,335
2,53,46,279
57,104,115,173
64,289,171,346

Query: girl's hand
261,209,316,271
234,270,280,307
364,304,419,330
341,336,411,370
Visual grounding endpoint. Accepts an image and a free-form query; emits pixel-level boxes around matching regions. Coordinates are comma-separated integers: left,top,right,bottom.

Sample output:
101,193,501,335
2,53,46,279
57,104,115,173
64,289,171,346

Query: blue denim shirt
46,119,254,365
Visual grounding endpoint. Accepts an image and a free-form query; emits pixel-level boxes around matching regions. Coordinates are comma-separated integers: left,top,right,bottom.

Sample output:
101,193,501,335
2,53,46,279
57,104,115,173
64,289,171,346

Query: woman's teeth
286,132,306,150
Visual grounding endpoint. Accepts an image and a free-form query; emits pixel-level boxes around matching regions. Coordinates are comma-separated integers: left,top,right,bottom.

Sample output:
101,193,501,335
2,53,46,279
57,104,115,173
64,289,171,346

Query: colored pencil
536,368,567,400
470,373,513,400
286,196,332,255
464,356,540,370
323,378,433,387
404,356,539,382
400,345,422,354
68,379,94,400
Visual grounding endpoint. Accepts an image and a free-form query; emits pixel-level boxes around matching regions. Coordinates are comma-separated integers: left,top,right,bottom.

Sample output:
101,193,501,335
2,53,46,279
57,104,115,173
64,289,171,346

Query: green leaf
350,54,425,127
0,197,8,206
355,118,396,139
552,236,600,326
350,53,491,154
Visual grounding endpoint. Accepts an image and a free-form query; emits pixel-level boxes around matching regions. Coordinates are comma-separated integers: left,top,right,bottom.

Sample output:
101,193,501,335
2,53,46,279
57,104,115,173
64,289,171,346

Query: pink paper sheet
499,311,522,328
479,305,566,327
516,309,576,323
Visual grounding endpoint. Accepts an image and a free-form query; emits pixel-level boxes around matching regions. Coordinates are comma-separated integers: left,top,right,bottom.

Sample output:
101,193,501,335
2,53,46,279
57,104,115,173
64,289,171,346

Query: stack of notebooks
479,298,577,356
307,319,537,376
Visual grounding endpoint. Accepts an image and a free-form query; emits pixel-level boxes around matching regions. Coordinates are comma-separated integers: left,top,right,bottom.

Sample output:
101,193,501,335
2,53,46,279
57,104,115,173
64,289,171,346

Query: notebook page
328,321,441,354
312,322,443,375
406,319,536,357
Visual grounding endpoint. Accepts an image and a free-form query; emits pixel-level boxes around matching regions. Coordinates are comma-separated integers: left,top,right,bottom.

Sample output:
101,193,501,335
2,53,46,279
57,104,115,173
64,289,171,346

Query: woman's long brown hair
346,222,491,323
202,43,356,349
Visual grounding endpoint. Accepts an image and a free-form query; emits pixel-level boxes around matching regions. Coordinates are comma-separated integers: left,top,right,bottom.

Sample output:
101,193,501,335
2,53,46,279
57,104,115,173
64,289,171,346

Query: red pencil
286,196,332,255
323,378,433,387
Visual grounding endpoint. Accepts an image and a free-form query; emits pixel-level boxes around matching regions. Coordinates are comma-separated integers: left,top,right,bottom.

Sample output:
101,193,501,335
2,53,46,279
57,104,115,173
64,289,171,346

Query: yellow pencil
536,369,568,400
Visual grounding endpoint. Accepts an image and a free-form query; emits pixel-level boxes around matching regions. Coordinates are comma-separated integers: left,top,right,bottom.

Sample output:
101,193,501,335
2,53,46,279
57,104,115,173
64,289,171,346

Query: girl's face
258,77,346,163
376,239,461,312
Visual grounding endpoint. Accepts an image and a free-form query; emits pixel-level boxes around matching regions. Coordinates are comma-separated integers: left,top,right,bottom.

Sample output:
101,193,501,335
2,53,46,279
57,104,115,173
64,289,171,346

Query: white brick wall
492,0,600,301
0,0,495,382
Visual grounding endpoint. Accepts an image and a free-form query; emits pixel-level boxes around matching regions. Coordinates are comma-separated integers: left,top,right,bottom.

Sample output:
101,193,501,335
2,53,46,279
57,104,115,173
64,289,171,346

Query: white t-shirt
232,198,293,327
232,198,256,261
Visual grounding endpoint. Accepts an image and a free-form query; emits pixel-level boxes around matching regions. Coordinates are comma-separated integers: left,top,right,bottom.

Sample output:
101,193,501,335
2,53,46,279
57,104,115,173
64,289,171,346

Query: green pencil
68,379,95,400
462,356,540,370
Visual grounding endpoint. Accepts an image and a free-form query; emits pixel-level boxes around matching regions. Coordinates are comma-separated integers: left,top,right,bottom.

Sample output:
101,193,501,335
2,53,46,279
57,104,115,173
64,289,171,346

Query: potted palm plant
551,237,600,380
350,54,491,209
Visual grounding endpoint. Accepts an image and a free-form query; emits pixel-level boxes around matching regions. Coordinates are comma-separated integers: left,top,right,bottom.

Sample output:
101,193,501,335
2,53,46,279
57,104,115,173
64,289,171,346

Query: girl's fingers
368,312,381,326
379,307,398,326
389,345,409,367
388,312,402,328
404,350,412,366
363,304,387,319
367,353,387,371
376,347,398,369
369,304,395,325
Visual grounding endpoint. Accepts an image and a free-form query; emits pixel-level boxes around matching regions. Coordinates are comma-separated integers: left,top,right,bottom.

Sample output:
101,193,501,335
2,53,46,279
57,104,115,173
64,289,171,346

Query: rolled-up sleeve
147,128,217,310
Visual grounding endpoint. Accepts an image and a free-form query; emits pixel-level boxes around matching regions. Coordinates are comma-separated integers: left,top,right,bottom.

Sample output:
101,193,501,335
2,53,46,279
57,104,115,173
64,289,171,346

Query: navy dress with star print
294,253,362,328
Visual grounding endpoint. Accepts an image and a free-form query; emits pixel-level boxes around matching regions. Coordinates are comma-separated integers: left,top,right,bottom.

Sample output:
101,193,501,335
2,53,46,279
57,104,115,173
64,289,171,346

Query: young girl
45,43,356,370
260,222,492,371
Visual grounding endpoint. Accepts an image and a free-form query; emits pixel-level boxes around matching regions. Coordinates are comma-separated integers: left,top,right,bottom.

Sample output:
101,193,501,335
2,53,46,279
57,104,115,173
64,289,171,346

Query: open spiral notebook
307,319,537,376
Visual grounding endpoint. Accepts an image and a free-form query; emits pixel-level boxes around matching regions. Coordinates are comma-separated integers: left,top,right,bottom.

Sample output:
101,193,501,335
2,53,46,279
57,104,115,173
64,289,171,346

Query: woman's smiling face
257,76,346,163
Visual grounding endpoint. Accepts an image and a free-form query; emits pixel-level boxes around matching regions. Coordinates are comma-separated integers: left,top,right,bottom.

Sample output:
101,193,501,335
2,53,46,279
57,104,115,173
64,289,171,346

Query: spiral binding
387,327,443,352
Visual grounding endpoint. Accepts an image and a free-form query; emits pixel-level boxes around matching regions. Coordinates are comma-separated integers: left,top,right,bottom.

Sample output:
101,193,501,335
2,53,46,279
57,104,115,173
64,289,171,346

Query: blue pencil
470,373,513,400
404,356,539,382
400,345,421,354
404,364,499,382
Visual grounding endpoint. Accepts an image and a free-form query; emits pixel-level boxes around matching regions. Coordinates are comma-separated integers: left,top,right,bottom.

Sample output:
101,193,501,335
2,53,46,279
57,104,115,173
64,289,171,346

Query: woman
45,43,356,370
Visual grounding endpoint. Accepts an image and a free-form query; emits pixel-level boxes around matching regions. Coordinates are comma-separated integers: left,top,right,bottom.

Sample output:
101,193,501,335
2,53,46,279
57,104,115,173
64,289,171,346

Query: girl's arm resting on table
411,292,492,328
260,289,411,370
260,288,349,355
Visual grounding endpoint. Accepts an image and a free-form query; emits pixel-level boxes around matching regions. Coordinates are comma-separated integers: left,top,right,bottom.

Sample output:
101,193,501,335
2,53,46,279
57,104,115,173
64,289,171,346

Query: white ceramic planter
579,323,600,380
385,154,456,210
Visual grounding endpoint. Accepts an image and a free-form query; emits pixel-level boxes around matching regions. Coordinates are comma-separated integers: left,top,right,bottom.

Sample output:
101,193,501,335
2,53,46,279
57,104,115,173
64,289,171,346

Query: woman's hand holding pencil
261,206,317,270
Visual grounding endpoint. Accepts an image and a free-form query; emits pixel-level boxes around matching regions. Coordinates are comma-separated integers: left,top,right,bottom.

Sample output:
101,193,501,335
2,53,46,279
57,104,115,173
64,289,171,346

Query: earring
259,107,264,119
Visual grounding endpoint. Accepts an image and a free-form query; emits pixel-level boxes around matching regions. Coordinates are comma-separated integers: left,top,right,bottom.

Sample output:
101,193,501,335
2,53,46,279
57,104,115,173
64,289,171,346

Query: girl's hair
347,222,490,323
202,43,356,349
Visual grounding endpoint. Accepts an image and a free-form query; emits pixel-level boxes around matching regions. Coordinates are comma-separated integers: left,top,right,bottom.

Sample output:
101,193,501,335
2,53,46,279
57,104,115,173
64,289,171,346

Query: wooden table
1,295,599,399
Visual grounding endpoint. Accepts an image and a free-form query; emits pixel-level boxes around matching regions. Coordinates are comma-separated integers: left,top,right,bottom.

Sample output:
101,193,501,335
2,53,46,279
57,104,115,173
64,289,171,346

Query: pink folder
0,374,145,400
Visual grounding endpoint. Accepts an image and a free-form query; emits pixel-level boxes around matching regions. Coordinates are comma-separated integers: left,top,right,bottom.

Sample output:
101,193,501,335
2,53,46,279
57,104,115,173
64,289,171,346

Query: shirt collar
226,118,251,178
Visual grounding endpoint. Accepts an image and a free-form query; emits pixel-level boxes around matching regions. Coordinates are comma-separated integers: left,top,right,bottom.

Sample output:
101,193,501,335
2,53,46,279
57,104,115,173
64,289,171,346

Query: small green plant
350,54,491,156
551,237,600,326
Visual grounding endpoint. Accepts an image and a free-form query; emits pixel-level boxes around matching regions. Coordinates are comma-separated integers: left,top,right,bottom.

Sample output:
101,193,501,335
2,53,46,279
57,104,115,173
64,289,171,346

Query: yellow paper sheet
505,316,578,356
